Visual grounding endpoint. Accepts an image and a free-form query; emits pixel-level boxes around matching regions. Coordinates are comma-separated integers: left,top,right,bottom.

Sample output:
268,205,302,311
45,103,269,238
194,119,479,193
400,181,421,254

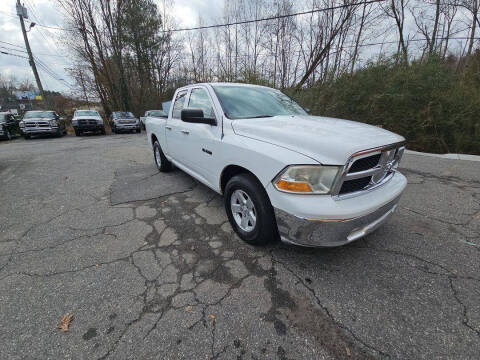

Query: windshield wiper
250,115,274,118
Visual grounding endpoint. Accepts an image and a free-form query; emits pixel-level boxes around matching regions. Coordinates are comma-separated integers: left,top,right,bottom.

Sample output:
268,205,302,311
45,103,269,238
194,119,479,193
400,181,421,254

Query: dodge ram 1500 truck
72,109,106,136
145,83,407,247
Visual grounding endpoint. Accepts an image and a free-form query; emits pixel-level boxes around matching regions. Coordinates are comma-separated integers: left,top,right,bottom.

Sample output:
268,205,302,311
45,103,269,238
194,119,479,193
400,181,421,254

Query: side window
188,88,215,118
172,90,187,119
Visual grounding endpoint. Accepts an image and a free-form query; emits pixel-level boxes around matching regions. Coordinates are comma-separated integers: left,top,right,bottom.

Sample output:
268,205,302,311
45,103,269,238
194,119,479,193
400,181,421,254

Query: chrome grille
333,143,405,198
25,121,50,128
78,119,98,125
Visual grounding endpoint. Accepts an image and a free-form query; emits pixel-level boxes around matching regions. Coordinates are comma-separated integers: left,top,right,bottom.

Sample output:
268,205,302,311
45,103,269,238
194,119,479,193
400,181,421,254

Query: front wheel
136,128,141,133
6,129,12,140
224,173,278,246
153,141,172,172
24,134,30,140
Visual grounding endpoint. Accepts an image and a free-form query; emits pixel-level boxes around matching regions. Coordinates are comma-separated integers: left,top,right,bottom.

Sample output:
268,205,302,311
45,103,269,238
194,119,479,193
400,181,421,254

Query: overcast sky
0,0,223,94
0,1,473,95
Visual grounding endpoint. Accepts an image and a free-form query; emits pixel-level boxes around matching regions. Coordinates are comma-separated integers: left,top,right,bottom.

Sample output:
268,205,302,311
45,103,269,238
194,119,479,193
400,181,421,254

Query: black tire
100,127,106,135
6,128,12,140
153,141,172,172
136,128,141,133
224,173,278,246
74,129,82,136
24,134,30,140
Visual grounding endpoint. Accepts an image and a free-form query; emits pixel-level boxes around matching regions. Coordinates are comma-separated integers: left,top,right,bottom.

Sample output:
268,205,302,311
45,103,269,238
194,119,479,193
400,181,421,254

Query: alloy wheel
230,189,257,232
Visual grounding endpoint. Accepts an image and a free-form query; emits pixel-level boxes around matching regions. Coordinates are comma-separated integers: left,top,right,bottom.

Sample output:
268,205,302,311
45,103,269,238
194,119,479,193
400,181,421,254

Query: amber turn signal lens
276,180,312,193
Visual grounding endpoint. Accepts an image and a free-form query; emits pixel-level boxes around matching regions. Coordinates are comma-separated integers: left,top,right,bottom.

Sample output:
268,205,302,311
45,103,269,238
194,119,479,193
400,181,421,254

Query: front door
180,86,222,187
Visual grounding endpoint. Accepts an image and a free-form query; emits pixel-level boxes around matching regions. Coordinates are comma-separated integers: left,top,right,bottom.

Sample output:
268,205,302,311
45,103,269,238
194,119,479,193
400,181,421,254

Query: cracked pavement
0,134,479,359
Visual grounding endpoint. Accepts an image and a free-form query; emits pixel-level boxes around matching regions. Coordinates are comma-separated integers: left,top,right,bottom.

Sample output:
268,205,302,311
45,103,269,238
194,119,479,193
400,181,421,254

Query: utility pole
16,0,45,103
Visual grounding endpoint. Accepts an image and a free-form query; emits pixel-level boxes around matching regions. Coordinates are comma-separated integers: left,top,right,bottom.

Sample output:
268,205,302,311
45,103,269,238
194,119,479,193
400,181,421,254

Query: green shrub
289,54,480,155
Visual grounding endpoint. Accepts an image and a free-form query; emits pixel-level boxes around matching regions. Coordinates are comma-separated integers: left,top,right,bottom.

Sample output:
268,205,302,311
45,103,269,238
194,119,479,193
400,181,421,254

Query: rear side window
188,88,215,118
172,91,187,119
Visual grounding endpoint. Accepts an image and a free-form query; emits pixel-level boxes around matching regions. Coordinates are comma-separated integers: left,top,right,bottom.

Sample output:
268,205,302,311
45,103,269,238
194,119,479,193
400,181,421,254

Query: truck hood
231,115,405,165
73,115,102,121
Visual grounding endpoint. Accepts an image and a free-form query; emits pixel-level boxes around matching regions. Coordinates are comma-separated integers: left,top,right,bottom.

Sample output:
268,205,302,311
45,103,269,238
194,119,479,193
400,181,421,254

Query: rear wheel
224,173,278,246
153,141,172,172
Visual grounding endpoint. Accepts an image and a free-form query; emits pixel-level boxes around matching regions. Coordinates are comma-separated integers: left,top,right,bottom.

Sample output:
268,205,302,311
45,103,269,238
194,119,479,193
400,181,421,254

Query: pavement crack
271,250,390,359
448,277,480,338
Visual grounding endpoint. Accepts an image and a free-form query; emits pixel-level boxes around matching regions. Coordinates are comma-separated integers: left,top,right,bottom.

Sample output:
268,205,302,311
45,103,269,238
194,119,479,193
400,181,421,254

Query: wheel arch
151,133,158,147
220,165,264,195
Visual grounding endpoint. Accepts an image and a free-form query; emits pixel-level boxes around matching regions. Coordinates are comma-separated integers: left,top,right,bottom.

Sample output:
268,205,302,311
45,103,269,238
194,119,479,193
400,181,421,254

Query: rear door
165,89,188,163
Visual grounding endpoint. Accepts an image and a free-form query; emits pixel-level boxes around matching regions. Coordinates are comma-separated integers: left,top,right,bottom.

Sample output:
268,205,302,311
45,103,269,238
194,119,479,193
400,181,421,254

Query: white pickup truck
145,83,407,247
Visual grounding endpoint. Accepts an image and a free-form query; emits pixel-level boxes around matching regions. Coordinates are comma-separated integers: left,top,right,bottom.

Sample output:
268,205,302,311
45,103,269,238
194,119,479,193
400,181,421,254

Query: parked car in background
0,112,19,140
72,110,105,136
140,110,167,129
19,110,66,139
146,83,406,247
110,112,141,133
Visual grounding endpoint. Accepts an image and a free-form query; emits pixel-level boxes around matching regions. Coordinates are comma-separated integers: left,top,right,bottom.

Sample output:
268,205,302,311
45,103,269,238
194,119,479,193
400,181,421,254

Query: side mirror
181,109,216,125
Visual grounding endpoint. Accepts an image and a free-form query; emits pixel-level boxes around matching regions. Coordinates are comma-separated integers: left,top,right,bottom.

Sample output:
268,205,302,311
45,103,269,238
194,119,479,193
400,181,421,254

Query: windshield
75,110,99,117
23,111,55,119
213,85,307,119
149,110,167,117
114,112,134,118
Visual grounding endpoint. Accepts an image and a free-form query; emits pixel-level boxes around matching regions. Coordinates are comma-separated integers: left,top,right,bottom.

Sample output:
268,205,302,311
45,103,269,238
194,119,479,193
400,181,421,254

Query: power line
11,0,386,33
0,45,27,54
164,0,386,33
0,50,29,59
0,40,25,49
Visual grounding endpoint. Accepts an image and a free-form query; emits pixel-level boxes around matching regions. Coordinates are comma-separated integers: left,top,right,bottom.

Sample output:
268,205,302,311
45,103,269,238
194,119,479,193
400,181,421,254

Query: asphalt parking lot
0,133,479,359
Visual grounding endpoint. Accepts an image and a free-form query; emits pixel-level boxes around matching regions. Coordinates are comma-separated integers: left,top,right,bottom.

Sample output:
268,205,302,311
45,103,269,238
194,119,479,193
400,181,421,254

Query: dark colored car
72,109,106,136
110,111,141,133
0,112,19,140
19,110,66,139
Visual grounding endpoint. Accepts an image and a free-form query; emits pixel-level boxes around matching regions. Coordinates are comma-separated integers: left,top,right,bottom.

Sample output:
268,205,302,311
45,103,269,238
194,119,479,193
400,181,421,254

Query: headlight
72,119,78,125
19,121,24,128
273,165,340,194
49,119,58,126
97,118,103,124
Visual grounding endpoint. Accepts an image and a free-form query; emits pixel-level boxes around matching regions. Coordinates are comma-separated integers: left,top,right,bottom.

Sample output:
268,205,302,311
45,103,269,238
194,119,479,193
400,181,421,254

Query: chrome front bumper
274,194,402,247
23,127,58,134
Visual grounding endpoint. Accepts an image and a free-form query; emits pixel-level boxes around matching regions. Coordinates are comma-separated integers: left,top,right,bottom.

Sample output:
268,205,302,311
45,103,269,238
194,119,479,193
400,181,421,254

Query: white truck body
146,83,407,247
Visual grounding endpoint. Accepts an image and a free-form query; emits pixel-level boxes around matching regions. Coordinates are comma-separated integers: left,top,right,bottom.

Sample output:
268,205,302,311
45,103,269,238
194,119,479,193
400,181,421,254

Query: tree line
56,0,479,154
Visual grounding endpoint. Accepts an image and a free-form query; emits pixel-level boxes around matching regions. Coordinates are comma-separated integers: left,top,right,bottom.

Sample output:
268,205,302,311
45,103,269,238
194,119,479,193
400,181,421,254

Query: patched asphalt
0,134,479,359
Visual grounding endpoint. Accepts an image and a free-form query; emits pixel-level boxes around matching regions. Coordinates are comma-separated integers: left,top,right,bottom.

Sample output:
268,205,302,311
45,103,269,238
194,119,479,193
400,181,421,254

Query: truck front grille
78,119,98,125
25,121,50,128
348,153,381,173
333,143,405,198
339,176,372,195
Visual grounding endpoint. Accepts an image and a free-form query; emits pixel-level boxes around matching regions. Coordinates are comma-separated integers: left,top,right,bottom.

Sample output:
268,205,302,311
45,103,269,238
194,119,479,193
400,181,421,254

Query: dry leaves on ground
57,313,74,332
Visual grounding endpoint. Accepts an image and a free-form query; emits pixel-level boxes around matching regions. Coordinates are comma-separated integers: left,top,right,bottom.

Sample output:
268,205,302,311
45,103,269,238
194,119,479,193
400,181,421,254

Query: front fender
217,133,319,190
